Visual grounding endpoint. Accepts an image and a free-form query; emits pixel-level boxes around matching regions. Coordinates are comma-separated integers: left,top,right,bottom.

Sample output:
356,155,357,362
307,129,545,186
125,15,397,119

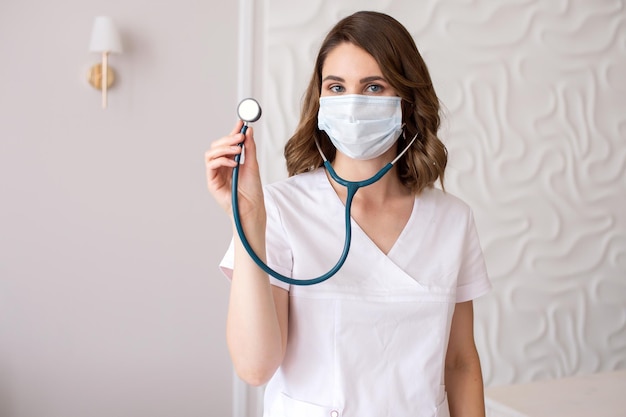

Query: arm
205,122,289,386
445,300,486,417
227,230,289,386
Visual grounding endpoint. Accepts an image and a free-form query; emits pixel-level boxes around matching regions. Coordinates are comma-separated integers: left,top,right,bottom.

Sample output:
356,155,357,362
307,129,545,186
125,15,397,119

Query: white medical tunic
220,168,491,417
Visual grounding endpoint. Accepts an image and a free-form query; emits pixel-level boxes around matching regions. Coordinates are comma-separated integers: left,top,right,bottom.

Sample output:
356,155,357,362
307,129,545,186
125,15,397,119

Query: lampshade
89,16,123,53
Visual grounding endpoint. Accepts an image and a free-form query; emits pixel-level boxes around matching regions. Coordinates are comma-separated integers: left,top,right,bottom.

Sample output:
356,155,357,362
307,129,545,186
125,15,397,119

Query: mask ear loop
315,138,329,162
314,128,419,190
391,130,419,165
315,129,418,165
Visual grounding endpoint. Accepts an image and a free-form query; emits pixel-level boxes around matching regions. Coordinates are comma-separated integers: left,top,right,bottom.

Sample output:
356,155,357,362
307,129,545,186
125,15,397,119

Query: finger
206,154,238,169
243,126,256,153
205,157,237,189
229,120,245,136
210,132,245,150
206,163,237,189
205,144,242,162
239,126,259,168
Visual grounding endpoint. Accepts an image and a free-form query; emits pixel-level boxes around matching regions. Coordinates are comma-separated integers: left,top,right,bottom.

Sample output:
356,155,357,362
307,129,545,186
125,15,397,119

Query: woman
206,11,491,417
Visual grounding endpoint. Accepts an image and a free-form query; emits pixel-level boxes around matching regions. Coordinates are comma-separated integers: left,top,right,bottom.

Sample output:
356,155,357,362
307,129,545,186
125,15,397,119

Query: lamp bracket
88,63,115,90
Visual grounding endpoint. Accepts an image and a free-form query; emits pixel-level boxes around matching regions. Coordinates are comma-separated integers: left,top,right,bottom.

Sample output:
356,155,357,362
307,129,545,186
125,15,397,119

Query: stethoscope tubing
232,124,415,286
232,124,396,285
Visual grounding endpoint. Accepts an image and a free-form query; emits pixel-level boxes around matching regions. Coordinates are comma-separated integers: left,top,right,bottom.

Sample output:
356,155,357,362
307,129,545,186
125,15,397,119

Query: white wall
3,1,626,416
255,0,626,391
0,1,238,416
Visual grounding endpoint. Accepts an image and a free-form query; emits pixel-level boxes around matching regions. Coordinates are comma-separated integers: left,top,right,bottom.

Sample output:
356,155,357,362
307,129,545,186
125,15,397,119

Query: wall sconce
88,16,123,109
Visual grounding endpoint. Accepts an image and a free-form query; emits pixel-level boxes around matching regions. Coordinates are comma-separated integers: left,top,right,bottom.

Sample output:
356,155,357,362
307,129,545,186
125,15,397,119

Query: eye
365,84,383,93
329,84,345,93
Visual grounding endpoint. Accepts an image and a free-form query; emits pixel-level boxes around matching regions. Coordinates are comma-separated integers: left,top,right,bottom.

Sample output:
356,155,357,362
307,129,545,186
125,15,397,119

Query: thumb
242,126,259,167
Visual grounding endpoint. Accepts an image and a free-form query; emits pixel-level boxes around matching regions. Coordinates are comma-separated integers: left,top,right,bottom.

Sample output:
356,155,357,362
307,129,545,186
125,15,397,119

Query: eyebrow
321,75,387,84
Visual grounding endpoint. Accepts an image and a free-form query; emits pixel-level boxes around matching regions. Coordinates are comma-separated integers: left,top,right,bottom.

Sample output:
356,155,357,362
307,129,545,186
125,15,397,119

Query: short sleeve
218,187,292,292
218,238,235,279
455,209,491,303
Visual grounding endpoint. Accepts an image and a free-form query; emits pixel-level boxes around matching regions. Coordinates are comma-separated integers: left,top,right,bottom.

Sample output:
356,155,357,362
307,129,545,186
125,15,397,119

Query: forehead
321,42,383,78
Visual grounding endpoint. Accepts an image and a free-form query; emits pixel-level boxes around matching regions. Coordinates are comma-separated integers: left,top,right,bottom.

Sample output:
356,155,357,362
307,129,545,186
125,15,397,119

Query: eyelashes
325,83,386,94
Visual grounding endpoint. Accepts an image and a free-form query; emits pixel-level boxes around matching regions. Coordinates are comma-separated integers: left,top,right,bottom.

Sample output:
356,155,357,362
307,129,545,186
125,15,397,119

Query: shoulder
417,187,477,234
264,168,327,200
262,168,330,240
419,187,472,216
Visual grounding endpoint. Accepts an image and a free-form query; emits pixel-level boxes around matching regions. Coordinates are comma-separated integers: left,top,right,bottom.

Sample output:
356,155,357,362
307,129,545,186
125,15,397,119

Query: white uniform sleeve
455,209,491,303
218,238,235,278
218,187,292,291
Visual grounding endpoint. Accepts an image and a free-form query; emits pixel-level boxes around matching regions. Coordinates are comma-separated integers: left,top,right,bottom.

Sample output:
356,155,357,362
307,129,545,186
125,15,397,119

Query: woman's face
320,42,397,98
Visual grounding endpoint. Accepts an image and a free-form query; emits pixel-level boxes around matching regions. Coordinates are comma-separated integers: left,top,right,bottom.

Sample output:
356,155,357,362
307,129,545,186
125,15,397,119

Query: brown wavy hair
284,11,447,193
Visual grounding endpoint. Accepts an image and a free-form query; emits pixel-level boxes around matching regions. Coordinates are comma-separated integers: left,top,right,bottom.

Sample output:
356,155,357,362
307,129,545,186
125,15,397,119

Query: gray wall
0,1,237,416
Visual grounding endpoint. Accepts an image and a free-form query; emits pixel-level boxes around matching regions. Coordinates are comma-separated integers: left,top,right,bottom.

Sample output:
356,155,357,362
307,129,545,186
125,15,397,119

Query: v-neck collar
315,168,422,260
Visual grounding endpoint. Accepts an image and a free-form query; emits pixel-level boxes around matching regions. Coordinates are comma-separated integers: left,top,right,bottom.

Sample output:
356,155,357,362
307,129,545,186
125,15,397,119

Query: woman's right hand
205,120,266,222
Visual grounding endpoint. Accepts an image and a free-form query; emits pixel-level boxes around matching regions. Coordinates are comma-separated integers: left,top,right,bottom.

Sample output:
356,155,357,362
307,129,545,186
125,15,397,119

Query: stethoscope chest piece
237,98,262,124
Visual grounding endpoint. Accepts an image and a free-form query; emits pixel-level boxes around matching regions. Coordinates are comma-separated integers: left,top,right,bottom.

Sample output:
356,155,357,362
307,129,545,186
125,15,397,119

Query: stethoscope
232,98,419,286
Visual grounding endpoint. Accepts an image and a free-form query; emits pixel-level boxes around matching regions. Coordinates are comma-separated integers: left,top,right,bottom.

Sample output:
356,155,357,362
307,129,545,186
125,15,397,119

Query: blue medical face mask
317,94,404,160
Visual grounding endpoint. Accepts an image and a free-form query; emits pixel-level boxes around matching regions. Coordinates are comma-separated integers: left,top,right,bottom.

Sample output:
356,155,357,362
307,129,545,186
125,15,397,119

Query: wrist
231,212,266,242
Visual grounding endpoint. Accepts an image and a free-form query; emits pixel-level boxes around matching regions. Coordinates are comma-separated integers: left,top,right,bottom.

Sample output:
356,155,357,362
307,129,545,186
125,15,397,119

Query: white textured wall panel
243,0,626,406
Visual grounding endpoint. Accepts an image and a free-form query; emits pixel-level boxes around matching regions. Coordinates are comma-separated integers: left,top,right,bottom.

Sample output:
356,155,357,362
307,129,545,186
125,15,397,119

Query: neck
320,130,419,185
327,152,407,204
332,154,388,180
